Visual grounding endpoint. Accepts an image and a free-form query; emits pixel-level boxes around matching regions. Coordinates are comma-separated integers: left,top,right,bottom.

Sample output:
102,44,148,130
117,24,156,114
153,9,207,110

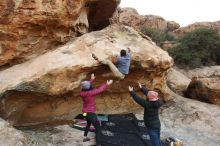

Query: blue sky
120,0,220,26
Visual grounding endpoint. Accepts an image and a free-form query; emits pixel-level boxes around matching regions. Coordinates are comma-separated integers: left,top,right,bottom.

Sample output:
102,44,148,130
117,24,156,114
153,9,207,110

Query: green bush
168,28,220,68
140,27,175,47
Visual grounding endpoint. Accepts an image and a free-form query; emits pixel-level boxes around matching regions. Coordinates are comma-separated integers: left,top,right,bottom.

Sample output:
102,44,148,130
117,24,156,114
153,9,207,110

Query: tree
168,28,220,68
140,27,175,47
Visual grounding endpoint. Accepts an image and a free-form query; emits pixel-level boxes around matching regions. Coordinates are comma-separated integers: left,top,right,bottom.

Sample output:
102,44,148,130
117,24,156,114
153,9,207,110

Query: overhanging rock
0,25,173,125
0,0,120,67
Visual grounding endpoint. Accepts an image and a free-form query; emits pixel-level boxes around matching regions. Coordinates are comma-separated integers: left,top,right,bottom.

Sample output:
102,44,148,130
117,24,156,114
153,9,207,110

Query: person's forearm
89,79,95,83
130,91,145,107
89,83,108,96
140,86,148,96
127,48,131,53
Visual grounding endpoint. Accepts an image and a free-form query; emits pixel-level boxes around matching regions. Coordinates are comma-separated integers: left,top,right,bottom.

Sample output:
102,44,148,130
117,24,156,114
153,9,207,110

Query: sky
120,0,220,26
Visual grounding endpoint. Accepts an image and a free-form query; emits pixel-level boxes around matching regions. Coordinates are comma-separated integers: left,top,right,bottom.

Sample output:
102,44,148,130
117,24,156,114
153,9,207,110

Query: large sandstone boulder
0,0,120,68
180,66,220,79
159,94,220,146
115,8,180,32
0,25,173,126
0,118,26,146
185,66,220,105
174,21,220,38
166,68,191,96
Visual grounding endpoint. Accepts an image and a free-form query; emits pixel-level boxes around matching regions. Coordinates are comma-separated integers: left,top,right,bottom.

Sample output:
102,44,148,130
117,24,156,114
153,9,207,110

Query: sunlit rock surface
166,68,191,96
158,94,220,146
114,7,180,32
0,118,26,146
0,25,173,125
173,21,220,37
0,0,120,68
185,66,220,105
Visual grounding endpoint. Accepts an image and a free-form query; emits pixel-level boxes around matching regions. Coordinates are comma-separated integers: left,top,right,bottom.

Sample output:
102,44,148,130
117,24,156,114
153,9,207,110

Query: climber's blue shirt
116,54,131,75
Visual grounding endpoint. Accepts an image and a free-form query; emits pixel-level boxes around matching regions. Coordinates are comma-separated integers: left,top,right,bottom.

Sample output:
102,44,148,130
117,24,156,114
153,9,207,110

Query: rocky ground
20,126,96,146
159,95,220,146
0,118,25,146
3,92,218,146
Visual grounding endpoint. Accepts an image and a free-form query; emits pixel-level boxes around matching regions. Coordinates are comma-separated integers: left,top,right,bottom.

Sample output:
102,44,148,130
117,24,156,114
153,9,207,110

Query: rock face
159,94,220,146
0,0,120,68
185,66,220,105
22,125,97,146
174,21,220,37
0,25,173,126
0,118,26,146
115,8,180,32
166,68,191,96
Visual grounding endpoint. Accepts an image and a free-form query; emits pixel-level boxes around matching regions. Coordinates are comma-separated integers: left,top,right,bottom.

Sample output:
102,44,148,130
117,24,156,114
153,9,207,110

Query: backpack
165,137,183,146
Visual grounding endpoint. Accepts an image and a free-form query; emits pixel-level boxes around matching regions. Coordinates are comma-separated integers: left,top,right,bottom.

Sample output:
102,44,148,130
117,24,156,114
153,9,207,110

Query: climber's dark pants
84,113,101,145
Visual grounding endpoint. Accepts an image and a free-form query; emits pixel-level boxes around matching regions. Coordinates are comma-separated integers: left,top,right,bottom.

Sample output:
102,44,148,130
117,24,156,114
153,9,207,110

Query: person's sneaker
83,137,90,142
92,53,105,64
92,53,99,61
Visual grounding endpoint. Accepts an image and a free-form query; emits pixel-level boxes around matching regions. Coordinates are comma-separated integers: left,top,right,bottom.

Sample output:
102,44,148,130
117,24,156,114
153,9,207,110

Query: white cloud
120,0,220,26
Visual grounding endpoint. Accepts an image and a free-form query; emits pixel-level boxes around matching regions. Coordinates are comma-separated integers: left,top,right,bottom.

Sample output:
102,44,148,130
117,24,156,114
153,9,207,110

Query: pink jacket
80,79,108,113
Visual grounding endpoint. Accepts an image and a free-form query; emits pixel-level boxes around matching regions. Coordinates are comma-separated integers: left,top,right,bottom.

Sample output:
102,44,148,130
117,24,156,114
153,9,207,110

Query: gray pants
101,60,125,79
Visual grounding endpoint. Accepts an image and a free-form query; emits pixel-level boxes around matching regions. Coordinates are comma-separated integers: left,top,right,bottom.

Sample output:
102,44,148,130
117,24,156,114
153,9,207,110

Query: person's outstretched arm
83,84,108,97
89,73,95,83
127,48,131,54
129,86,146,107
81,80,113,97
138,82,149,96
127,47,132,57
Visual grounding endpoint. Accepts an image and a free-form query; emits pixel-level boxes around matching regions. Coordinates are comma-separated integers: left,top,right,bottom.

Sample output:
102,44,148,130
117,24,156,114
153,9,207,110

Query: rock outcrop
114,8,180,32
0,25,173,126
0,118,26,146
166,68,191,96
159,94,220,146
22,125,97,146
0,0,120,68
174,21,220,37
185,66,220,105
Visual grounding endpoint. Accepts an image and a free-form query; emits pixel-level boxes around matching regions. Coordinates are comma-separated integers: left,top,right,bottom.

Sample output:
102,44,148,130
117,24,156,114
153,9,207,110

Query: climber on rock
92,48,131,80
80,73,113,146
